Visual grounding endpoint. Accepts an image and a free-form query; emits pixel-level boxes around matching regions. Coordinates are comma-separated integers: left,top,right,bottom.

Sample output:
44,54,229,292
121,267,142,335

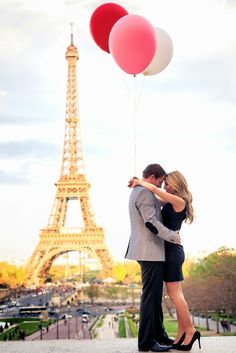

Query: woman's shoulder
162,201,171,209
163,202,186,214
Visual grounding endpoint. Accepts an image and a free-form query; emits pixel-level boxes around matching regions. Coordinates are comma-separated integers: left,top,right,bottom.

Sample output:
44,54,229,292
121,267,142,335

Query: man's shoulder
130,185,151,197
132,185,152,192
131,186,155,203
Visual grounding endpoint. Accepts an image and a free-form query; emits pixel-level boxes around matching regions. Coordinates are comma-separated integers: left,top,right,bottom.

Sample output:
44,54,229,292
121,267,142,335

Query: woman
130,171,201,351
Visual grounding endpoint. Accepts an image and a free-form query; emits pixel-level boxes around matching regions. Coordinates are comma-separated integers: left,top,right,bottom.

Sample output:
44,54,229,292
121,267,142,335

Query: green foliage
84,270,99,282
97,315,105,327
1,318,41,324
164,318,178,336
18,321,41,336
118,316,126,338
189,247,236,278
127,318,138,337
0,320,52,340
104,286,119,299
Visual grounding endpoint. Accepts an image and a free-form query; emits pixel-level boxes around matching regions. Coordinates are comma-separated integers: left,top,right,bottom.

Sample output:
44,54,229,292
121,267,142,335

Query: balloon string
135,75,145,110
123,74,131,96
133,75,145,175
123,74,146,176
133,76,137,175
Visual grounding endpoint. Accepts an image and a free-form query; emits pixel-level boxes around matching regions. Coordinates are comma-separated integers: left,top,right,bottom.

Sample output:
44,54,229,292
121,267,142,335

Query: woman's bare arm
133,179,185,212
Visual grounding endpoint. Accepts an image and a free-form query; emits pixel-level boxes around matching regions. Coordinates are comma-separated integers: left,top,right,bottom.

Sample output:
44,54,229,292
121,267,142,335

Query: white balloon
143,27,173,76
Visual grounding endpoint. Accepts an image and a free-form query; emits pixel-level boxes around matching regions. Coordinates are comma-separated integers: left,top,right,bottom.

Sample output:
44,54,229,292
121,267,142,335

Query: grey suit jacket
125,186,178,261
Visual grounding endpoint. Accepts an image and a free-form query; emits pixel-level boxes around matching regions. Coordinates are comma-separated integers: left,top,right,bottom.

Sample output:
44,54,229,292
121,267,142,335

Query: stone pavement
95,313,118,339
0,336,236,353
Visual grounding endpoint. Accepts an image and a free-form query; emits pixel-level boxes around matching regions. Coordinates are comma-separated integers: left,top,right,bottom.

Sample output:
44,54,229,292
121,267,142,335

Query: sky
0,0,236,267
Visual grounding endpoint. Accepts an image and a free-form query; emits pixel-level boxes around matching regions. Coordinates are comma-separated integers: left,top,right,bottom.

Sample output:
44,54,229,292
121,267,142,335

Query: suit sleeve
136,188,177,243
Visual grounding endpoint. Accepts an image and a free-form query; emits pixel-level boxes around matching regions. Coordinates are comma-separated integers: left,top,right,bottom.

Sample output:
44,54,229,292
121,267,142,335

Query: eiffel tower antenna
25,29,113,285
70,22,74,45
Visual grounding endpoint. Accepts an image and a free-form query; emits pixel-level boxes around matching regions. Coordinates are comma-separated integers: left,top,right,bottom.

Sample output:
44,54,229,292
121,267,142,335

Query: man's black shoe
139,342,172,352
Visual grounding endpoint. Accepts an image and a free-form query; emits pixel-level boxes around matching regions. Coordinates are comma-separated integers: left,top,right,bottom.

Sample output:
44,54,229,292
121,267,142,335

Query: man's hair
142,164,166,179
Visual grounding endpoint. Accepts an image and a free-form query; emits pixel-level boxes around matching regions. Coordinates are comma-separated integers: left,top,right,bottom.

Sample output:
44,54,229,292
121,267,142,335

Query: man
125,164,181,352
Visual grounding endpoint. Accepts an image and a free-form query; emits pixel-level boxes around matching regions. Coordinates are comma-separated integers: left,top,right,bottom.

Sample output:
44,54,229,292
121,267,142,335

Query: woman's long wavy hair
165,170,194,224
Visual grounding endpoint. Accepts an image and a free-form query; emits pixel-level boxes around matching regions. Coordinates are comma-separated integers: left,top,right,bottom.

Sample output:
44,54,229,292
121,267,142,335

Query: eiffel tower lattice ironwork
25,31,113,285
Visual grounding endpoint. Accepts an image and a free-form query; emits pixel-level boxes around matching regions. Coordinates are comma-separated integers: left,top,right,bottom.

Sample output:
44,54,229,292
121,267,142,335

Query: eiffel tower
25,29,113,285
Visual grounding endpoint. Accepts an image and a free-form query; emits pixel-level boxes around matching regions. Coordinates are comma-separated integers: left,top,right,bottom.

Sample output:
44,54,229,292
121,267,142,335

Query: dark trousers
138,261,168,349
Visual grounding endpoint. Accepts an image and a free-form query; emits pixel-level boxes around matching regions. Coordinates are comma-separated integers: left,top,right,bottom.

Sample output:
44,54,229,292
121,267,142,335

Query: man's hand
175,232,181,245
127,176,139,188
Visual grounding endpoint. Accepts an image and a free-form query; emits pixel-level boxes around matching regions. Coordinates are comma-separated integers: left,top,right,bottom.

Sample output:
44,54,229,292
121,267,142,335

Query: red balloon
90,2,129,53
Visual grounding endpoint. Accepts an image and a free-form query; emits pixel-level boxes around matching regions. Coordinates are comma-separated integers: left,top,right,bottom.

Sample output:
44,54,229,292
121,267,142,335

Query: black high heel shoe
178,330,201,351
172,333,185,349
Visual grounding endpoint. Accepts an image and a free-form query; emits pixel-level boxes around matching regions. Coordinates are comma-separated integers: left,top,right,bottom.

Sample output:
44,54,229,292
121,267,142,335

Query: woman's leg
165,281,195,343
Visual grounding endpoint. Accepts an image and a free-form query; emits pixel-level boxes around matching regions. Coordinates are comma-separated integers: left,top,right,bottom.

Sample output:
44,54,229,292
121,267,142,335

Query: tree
0,262,26,288
183,247,236,314
85,284,100,305
123,261,141,285
112,263,127,283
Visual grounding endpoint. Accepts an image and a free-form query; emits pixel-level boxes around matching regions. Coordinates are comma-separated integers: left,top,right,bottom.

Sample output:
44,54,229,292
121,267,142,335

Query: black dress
161,202,186,282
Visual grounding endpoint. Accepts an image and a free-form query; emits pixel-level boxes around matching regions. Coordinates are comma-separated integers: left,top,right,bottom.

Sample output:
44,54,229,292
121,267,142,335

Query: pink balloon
109,14,156,75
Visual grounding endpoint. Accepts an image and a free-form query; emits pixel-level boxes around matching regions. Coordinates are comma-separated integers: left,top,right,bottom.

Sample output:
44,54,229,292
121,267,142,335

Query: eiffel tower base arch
25,227,113,286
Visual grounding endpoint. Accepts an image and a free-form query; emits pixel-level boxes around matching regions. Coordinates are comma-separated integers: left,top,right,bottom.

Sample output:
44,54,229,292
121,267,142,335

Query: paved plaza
1,313,236,352
0,336,236,353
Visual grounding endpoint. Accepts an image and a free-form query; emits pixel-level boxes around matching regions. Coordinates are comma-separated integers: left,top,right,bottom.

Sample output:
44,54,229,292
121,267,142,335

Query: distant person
125,164,181,352
220,320,227,332
19,329,25,340
129,170,201,351
225,320,230,332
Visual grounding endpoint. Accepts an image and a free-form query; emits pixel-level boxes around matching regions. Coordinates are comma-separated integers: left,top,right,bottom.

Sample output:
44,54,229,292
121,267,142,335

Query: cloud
0,140,58,158
0,169,30,184
224,0,236,7
0,139,60,185
171,57,236,103
0,114,54,125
